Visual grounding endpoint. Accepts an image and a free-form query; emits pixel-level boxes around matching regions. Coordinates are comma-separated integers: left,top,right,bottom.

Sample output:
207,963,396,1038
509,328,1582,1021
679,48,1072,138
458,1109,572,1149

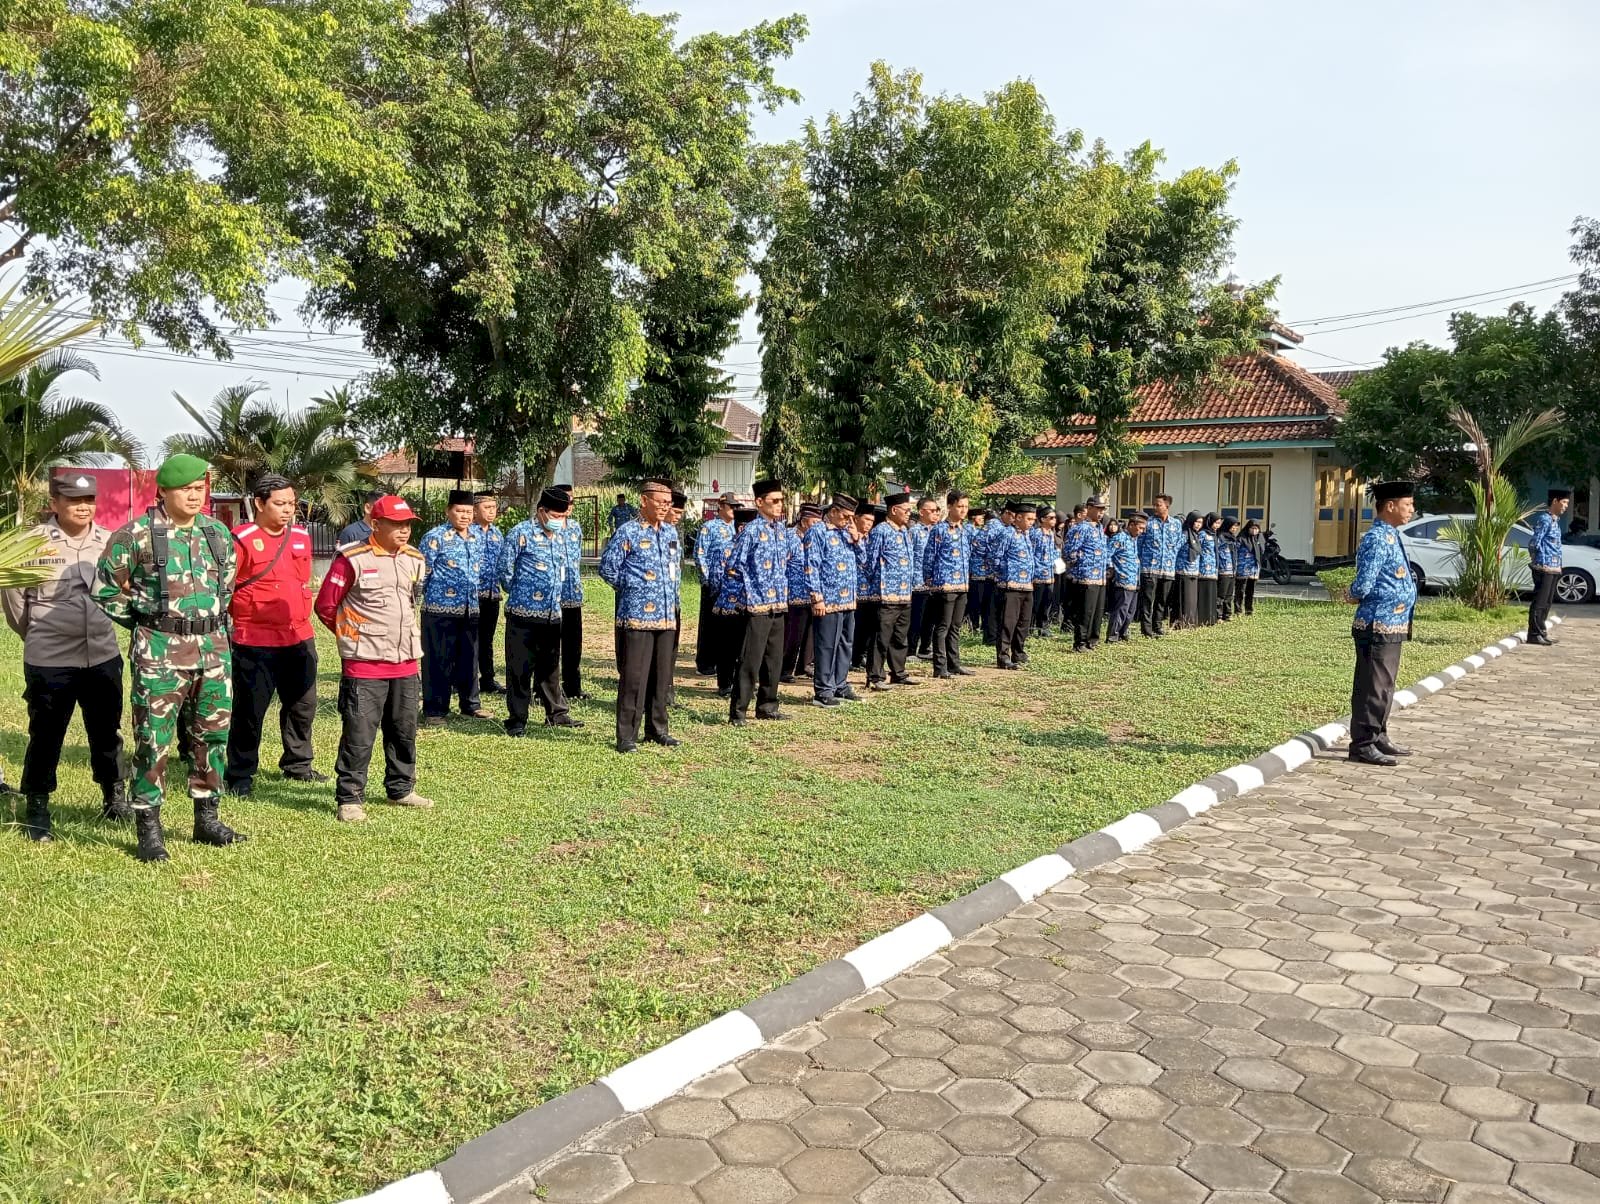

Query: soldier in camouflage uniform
93,454,250,862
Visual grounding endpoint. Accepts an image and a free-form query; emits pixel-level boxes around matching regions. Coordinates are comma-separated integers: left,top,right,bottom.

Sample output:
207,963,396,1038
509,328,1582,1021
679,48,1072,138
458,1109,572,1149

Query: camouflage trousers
129,635,233,809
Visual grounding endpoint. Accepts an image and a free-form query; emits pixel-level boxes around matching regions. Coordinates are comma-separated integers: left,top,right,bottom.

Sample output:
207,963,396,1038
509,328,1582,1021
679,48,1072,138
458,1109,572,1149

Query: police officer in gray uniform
2,472,130,840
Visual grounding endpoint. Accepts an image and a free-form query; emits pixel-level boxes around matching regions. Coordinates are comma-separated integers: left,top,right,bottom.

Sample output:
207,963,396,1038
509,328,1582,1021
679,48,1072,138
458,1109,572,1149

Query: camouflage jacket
94,507,237,666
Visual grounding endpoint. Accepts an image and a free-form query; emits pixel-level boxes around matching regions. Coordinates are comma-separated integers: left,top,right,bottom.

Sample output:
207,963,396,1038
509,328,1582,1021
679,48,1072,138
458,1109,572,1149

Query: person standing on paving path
863,490,918,691
337,489,383,547
804,493,863,707
93,453,248,862
418,489,488,725
600,479,680,752
224,473,325,798
693,493,736,676
471,490,506,696
992,500,1037,670
1137,492,1180,636
3,471,130,841
498,488,580,735
922,489,975,680
727,478,792,726
314,494,434,822
780,503,821,683
1348,479,1419,767
551,483,590,702
1105,511,1144,643
1527,487,1569,646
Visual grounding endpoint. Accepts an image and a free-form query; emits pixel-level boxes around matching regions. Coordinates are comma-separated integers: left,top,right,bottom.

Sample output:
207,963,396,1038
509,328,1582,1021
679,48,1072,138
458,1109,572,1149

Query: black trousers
616,627,674,746
1031,583,1053,631
477,596,502,688
1236,576,1256,615
855,600,879,667
714,612,741,696
1138,574,1169,635
505,618,566,731
227,639,318,787
1218,573,1235,620
1350,637,1403,753
983,581,1003,645
422,613,480,716
695,588,718,673
21,656,125,795
1198,579,1218,627
997,589,1030,665
1106,586,1139,641
782,603,814,678
334,673,419,806
931,591,967,675
966,580,987,631
1177,576,1199,628
1072,582,1106,649
560,605,584,697
1528,570,1559,638
870,602,911,682
732,611,784,719
909,592,935,655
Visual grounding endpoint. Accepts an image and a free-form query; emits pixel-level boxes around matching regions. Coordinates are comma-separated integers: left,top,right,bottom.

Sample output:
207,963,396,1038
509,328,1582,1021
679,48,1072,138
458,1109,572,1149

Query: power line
1301,282,1574,336
1286,275,1577,326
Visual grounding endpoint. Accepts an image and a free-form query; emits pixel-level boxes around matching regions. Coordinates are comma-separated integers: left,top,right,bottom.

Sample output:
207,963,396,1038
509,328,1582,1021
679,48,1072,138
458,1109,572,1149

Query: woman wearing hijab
1174,511,1204,628
1236,519,1265,615
1217,517,1240,621
1198,513,1221,627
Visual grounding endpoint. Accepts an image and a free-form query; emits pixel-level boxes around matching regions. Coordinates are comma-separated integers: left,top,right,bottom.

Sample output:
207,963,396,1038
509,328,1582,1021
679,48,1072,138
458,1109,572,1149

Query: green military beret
156,453,209,489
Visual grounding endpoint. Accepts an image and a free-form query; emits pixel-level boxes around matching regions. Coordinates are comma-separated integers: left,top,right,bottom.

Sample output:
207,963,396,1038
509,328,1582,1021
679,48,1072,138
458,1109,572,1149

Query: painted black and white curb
345,616,1561,1204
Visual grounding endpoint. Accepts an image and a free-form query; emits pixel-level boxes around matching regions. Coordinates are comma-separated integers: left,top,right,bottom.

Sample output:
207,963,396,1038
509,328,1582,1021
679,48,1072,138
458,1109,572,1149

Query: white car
1397,514,1598,604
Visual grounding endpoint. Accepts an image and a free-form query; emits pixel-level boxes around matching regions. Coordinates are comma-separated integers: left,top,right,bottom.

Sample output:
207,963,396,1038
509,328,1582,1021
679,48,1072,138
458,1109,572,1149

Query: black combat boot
23,793,53,842
101,780,133,822
135,808,169,862
193,796,248,847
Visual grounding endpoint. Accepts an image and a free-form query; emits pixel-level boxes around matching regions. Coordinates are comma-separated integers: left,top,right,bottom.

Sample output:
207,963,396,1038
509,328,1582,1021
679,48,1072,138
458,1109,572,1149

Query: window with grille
1219,465,1270,525
1118,466,1165,518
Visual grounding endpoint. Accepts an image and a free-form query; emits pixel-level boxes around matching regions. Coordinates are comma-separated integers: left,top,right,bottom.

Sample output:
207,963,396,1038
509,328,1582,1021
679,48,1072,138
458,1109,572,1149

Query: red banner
51,468,212,532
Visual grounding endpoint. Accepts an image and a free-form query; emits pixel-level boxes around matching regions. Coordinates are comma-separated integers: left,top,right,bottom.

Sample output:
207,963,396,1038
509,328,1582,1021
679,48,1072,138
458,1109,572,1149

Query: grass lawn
0,587,1524,1203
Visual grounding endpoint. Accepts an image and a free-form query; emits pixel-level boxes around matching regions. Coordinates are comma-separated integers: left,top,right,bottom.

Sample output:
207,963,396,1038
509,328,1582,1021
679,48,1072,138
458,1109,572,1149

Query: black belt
140,614,228,636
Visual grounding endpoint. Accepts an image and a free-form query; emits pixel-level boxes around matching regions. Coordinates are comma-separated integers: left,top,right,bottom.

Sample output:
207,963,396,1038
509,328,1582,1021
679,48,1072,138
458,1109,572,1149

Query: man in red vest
224,474,326,796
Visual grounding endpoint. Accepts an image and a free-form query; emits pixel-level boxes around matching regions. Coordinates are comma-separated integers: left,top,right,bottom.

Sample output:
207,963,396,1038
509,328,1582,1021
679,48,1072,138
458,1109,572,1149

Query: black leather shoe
932,671,952,679
482,681,506,695
1530,634,1555,646
1348,745,1398,767
755,712,789,721
889,676,920,686
284,769,330,783
997,661,1018,671
729,714,748,727
135,808,169,862
779,674,797,684
193,797,248,846
955,666,977,676
616,741,637,754
23,794,52,842
101,780,133,822
546,716,585,729
1375,738,1413,757
646,734,681,747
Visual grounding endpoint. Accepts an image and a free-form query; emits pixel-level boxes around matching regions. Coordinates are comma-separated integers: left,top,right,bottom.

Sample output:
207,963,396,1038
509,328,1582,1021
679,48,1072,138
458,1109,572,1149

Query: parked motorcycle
1263,525,1293,585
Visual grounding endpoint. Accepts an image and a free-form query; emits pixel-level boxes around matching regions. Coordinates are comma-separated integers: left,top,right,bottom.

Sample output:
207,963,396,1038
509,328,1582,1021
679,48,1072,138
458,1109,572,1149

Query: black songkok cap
472,489,495,501
752,478,782,498
884,491,912,507
734,506,758,524
970,507,988,518
829,493,859,514
447,489,475,507
1000,499,1017,513
872,505,887,521
799,502,824,519
670,489,688,508
1372,480,1415,503
539,488,571,513
1015,502,1038,515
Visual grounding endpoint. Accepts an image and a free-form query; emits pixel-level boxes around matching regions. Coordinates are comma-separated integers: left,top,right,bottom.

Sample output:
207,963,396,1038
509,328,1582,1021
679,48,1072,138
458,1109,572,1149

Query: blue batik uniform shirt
805,521,859,612
865,521,915,604
909,522,936,594
558,517,584,607
599,519,678,630
1198,531,1219,579
1029,526,1056,586
922,520,971,592
1349,518,1417,641
1217,536,1237,577
969,523,993,581
785,526,812,603
695,517,733,582
499,519,568,623
1108,531,1140,589
420,524,483,615
1236,536,1260,579
992,525,1035,590
1530,511,1563,573
1064,521,1108,586
729,516,790,613
1140,515,1182,577
474,522,504,600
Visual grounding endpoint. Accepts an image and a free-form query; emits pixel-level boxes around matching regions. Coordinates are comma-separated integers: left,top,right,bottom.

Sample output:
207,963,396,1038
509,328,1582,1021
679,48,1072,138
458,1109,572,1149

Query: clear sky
78,0,1599,449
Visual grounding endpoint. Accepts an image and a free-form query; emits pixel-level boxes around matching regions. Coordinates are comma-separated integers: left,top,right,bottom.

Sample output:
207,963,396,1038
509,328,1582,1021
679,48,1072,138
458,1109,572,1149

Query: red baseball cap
370,495,415,521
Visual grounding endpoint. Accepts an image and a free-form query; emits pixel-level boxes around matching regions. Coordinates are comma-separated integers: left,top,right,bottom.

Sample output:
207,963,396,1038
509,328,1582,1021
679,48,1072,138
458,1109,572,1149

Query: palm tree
0,350,147,521
1442,405,1563,609
162,385,375,522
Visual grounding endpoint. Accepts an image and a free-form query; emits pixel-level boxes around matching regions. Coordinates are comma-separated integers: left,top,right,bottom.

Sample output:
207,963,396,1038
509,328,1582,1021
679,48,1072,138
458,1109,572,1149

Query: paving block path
518,623,1600,1204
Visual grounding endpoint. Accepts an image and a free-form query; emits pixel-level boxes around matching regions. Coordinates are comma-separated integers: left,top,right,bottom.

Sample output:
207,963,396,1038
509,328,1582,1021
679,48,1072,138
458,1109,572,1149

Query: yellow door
1314,467,1343,558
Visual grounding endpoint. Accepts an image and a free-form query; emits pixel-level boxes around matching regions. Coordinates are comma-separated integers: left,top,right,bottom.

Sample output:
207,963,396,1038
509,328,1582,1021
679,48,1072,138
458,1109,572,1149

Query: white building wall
1051,448,1323,562
690,452,757,504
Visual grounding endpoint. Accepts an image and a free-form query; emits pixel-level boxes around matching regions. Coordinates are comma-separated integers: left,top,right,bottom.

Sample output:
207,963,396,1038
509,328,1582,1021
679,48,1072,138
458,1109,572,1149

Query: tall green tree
588,258,745,486
758,65,1109,494
0,0,408,354
1040,144,1275,489
1560,216,1600,482
310,0,804,492
1336,304,1576,495
0,348,143,520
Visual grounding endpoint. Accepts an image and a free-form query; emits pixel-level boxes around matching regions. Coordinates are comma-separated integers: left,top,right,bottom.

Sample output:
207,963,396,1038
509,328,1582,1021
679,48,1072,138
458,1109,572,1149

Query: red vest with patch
229,522,315,646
